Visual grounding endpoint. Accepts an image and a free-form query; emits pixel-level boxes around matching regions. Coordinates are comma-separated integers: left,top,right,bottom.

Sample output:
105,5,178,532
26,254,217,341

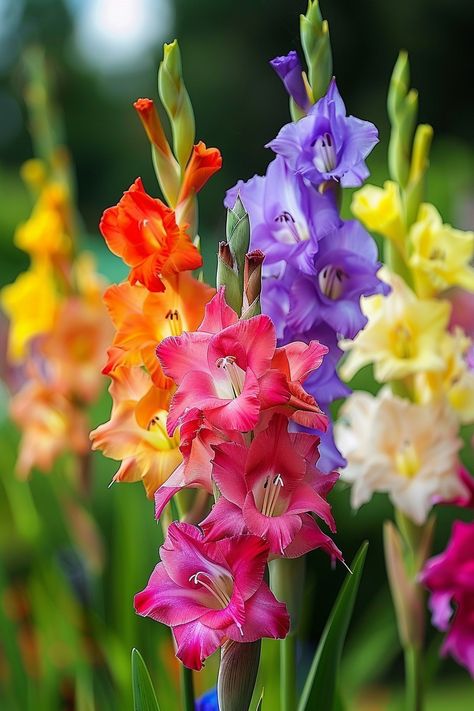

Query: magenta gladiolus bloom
156,289,328,434
201,415,342,560
421,521,474,677
134,522,290,670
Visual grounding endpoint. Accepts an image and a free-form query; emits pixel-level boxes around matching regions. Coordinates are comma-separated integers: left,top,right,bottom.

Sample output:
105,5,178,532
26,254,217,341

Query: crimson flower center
260,474,284,517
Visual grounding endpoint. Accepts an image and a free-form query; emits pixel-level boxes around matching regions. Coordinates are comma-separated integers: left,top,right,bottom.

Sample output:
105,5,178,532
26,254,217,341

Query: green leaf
131,648,161,711
298,542,369,711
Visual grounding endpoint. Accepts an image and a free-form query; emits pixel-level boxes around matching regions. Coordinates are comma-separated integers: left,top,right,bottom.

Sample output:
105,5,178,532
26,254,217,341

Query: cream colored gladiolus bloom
335,388,466,525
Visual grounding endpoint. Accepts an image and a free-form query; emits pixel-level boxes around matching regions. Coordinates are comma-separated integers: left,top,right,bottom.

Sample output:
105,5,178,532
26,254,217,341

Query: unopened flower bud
300,0,332,102
217,640,261,711
242,249,264,318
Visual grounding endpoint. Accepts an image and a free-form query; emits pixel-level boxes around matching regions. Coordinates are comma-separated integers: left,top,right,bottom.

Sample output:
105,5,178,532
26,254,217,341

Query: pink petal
286,482,336,531
257,370,291,409
227,581,289,643
200,499,247,540
242,493,303,555
277,340,328,382
283,514,343,561
198,585,246,631
156,332,211,385
134,563,209,626
208,315,276,378
198,287,238,333
216,534,270,600
211,442,248,505
173,620,224,670
204,369,261,432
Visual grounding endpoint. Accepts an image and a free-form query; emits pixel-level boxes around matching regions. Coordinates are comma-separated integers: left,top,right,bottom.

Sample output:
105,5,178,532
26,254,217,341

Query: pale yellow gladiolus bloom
414,328,474,424
408,203,474,297
351,181,405,255
0,262,58,361
340,269,450,382
335,388,466,525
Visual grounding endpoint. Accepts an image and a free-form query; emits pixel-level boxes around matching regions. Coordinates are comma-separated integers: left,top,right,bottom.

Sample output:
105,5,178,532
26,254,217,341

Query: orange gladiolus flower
90,366,182,498
100,178,202,293
102,272,214,388
178,141,222,203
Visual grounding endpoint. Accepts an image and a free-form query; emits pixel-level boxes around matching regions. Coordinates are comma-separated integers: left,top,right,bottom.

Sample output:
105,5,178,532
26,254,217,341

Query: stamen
318,265,347,299
313,132,337,173
215,356,245,397
165,309,182,337
261,474,284,517
189,571,230,608
274,210,307,243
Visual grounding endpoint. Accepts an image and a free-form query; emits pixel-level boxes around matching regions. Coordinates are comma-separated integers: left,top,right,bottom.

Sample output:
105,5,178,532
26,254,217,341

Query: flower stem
404,645,423,711
281,632,297,711
179,664,194,711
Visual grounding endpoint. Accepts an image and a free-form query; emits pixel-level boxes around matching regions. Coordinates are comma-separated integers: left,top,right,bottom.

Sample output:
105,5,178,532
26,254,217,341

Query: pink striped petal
242,493,303,555
283,514,343,561
216,534,270,600
200,498,247,540
211,442,247,505
286,482,336,531
156,332,211,384
277,340,328,382
208,315,276,378
227,581,290,643
173,620,224,670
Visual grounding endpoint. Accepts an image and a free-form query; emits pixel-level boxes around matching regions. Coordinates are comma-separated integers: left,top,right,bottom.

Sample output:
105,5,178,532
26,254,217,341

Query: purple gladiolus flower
286,220,388,339
267,79,378,188
270,50,311,112
225,156,340,275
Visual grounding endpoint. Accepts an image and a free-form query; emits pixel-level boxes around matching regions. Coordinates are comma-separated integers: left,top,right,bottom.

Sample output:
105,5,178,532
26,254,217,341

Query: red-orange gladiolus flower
100,178,202,292
177,141,222,204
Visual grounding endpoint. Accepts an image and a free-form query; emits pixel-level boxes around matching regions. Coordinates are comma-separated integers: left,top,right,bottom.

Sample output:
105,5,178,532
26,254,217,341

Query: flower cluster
1,160,111,477
225,75,386,471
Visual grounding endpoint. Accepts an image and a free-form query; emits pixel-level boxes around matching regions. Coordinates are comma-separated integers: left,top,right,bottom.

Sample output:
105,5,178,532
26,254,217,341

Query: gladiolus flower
90,366,181,498
421,521,474,677
157,289,327,434
10,380,89,478
340,270,450,383
335,388,466,525
100,178,202,293
134,522,289,670
270,51,311,112
102,273,214,388
201,415,341,560
267,79,378,188
1,262,58,362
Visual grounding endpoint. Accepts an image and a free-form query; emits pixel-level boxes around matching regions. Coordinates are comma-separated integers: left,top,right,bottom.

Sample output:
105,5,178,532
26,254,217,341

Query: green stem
180,664,194,711
281,633,297,711
404,645,423,711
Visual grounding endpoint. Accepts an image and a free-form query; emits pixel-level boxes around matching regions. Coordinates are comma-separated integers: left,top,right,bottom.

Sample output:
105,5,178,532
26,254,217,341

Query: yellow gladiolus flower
414,329,474,424
351,181,405,255
340,269,450,382
408,203,474,297
14,181,72,258
0,262,58,361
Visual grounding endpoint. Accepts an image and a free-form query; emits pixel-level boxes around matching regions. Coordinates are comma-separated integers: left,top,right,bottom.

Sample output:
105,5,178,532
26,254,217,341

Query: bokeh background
0,1,473,709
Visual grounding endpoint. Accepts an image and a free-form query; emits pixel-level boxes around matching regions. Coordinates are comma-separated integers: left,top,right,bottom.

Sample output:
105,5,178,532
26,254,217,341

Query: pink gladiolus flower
134,522,289,670
438,467,474,509
156,288,328,434
421,521,474,677
201,415,342,560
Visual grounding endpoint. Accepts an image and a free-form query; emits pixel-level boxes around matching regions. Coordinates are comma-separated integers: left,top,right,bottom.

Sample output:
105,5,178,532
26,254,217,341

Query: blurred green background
0,1,473,709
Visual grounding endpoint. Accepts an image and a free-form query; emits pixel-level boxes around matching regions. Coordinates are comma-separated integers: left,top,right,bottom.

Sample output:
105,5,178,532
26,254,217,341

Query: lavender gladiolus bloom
286,220,388,339
267,79,378,188
270,50,311,112
225,156,340,274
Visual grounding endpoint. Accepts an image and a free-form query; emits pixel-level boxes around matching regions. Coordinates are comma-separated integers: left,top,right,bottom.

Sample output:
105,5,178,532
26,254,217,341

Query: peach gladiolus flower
90,366,181,498
335,388,467,525
100,178,202,293
10,380,89,478
102,273,214,388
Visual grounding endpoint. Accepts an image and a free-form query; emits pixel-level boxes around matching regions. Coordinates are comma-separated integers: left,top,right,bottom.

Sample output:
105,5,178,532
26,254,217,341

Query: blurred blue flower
195,687,219,711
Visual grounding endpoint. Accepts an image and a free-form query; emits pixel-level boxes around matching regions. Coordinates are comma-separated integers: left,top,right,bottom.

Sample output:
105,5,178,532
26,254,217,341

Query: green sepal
216,256,241,314
298,542,368,711
226,197,250,292
131,648,161,711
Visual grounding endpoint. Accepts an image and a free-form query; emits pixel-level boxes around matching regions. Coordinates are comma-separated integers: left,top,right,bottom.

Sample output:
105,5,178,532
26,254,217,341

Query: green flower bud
217,640,261,711
158,40,195,172
300,0,332,102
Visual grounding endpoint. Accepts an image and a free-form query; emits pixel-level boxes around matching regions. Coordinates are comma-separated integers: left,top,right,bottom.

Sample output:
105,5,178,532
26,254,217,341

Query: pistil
261,474,284,517
318,265,346,299
165,309,182,337
313,132,337,173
